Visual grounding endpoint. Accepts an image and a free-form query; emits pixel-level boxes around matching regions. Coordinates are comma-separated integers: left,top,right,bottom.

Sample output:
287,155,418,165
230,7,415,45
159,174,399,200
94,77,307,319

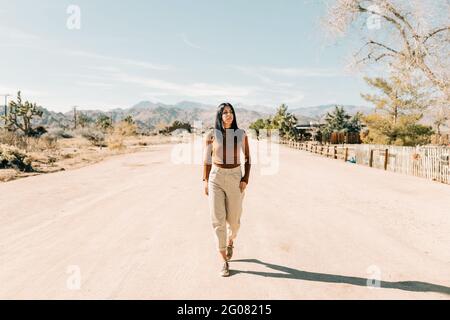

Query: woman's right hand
204,181,209,196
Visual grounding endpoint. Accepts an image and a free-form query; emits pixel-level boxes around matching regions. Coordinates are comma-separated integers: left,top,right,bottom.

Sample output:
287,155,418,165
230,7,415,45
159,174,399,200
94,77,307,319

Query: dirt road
0,142,449,299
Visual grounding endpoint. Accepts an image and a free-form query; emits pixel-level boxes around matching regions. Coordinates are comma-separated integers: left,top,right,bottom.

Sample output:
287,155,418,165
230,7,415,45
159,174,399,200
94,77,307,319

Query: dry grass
107,134,125,151
0,130,58,152
0,169,18,182
0,128,182,183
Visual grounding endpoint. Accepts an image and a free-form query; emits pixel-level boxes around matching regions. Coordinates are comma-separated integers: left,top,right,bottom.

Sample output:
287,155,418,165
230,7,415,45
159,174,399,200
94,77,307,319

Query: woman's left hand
239,181,247,193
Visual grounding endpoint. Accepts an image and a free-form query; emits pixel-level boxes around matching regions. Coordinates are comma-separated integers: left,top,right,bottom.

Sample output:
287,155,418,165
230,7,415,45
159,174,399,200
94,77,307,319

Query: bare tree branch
324,0,449,100
382,0,418,39
423,26,450,43
375,53,395,62
367,40,400,54
357,4,413,55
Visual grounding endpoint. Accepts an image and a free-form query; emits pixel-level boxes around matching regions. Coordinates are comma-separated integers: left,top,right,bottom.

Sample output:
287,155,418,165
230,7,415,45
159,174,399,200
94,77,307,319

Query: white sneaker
220,261,230,277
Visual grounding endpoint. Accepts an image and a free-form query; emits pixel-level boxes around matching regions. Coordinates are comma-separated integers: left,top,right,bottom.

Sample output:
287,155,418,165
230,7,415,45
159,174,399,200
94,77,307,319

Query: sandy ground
0,135,177,182
0,142,449,299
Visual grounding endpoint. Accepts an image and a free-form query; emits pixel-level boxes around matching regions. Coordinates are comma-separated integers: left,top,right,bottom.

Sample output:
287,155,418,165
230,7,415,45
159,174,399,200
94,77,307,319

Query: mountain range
33,101,374,131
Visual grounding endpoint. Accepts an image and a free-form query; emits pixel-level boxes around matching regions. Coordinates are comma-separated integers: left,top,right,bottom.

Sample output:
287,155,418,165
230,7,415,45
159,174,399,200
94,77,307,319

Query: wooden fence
329,132,361,144
280,140,450,185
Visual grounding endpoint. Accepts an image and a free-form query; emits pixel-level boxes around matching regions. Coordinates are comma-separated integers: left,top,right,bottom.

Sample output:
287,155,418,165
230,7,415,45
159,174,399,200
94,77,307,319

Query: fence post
344,147,348,162
384,148,389,170
369,149,374,167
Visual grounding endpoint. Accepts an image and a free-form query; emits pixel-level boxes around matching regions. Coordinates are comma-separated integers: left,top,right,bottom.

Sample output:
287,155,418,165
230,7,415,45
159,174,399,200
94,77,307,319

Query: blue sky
0,0,372,112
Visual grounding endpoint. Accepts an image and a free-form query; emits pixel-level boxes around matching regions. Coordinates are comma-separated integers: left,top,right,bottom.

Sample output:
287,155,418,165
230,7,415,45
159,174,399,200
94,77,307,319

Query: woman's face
222,106,234,128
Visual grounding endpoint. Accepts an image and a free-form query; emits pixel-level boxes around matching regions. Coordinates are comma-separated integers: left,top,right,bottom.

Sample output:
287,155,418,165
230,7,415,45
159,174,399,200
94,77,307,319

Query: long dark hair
215,102,239,132
213,102,244,143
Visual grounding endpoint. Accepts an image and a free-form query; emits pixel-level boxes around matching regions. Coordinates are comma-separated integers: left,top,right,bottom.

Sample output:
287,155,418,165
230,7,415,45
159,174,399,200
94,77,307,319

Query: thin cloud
180,33,202,49
231,66,294,87
112,73,257,99
232,65,346,79
109,71,306,107
74,81,115,88
88,66,122,73
66,50,173,71
261,66,343,77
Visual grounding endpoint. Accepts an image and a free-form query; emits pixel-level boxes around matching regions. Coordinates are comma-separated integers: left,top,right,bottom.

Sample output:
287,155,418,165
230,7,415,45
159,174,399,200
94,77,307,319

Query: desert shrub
114,122,137,137
95,115,113,132
80,128,106,147
0,144,33,171
25,135,59,152
30,126,48,137
46,128,74,139
106,133,125,151
0,129,58,152
0,129,25,148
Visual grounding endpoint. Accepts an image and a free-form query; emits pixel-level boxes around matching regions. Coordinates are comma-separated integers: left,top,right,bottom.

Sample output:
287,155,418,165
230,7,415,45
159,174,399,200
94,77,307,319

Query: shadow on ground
230,259,450,295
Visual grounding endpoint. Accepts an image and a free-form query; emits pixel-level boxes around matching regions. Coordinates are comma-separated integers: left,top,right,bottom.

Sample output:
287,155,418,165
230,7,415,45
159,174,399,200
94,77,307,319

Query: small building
295,122,325,141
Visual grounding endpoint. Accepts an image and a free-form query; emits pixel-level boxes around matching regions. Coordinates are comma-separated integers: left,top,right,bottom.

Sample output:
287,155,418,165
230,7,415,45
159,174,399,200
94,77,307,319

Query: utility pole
73,106,77,130
0,94,11,126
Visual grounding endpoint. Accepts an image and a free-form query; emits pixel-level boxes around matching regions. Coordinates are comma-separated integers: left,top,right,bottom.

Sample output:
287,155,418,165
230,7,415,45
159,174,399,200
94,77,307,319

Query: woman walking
203,102,251,277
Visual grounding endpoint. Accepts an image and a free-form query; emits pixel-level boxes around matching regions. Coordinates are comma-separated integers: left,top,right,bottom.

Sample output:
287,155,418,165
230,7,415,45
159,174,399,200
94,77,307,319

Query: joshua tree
1,91,44,136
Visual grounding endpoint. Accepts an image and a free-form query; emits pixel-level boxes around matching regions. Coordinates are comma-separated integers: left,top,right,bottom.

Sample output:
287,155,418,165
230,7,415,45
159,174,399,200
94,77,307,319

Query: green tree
322,106,351,141
1,91,44,136
347,112,363,133
249,118,266,139
249,104,299,140
361,77,426,125
314,130,323,142
123,115,135,125
271,104,298,140
363,113,433,146
78,112,93,128
322,106,362,141
95,115,112,132
361,76,433,146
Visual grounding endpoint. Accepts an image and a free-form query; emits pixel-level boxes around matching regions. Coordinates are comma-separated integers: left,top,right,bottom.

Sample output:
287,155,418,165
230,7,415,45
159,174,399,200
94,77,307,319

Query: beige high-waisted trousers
208,164,245,251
